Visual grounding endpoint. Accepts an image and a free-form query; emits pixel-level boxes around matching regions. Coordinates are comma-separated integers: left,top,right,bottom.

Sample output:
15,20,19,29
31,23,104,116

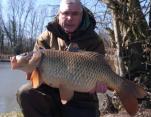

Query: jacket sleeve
33,30,51,51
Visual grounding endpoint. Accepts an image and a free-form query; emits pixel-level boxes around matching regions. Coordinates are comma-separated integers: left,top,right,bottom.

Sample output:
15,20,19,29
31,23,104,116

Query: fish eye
21,52,28,56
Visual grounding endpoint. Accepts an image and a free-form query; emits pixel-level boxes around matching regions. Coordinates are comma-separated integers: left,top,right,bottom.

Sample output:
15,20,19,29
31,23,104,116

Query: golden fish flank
10,49,147,116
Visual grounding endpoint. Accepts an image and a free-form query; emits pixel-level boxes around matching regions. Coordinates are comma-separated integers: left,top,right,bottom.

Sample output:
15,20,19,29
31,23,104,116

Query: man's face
58,3,83,33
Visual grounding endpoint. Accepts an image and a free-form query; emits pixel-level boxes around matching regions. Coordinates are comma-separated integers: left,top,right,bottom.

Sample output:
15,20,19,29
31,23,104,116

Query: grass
0,112,23,117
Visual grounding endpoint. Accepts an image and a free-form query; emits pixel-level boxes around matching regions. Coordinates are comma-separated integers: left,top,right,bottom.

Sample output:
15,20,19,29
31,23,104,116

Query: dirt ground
102,109,151,117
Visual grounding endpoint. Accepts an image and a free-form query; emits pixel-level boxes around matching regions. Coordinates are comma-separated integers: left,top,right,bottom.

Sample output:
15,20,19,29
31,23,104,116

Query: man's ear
29,51,42,66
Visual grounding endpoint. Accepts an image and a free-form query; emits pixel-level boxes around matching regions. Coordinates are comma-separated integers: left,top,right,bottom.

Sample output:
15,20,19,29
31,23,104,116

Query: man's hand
96,82,107,93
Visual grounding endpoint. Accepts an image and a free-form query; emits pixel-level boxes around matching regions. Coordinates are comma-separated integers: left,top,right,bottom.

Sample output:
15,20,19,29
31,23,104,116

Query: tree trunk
149,1,151,29
111,9,126,76
101,0,151,76
0,29,4,53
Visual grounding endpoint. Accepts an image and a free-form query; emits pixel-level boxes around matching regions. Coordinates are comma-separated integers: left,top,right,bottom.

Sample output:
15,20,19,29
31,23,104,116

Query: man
16,0,106,117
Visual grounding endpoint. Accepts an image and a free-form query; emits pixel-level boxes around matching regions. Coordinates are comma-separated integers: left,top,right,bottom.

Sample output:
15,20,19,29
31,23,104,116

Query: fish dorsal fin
59,84,74,104
30,68,42,88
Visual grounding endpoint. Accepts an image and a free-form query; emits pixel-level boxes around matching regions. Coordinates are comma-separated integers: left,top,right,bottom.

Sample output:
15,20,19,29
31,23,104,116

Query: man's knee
16,82,32,105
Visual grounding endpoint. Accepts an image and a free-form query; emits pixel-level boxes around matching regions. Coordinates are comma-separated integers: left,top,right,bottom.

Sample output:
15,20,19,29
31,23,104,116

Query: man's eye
61,12,81,16
62,12,69,15
72,12,81,16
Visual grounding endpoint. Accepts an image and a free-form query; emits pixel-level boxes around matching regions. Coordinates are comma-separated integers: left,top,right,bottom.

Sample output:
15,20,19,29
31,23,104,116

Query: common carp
10,49,146,116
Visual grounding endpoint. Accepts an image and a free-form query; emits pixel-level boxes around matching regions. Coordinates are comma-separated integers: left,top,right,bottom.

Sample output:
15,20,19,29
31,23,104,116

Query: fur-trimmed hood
46,6,97,43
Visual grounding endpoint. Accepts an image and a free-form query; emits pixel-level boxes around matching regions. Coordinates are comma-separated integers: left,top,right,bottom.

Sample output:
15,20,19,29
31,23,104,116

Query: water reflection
0,62,27,113
0,97,6,112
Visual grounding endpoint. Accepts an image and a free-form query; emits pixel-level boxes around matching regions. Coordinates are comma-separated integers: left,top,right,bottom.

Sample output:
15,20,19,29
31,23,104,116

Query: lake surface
0,62,27,113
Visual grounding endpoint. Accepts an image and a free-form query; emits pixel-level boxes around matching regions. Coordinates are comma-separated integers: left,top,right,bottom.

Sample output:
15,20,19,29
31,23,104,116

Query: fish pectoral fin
30,68,42,88
59,84,74,104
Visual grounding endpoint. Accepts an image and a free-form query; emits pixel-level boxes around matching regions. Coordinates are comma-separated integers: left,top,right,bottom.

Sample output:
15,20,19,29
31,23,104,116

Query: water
0,62,27,113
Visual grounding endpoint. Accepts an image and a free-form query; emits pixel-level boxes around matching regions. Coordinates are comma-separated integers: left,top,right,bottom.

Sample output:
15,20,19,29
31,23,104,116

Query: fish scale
39,50,126,91
40,50,100,91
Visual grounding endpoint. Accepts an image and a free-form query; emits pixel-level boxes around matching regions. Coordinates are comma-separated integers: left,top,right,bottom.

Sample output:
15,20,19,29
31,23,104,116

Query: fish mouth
10,56,18,69
10,52,34,68
10,56,29,71
10,56,25,69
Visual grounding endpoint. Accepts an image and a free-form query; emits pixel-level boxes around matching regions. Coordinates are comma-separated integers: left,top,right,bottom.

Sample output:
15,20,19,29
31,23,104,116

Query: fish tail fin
118,79,147,116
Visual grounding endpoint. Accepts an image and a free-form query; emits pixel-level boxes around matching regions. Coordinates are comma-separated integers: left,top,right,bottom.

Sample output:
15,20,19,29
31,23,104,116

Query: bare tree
2,0,35,53
100,0,151,76
93,0,151,112
0,3,4,53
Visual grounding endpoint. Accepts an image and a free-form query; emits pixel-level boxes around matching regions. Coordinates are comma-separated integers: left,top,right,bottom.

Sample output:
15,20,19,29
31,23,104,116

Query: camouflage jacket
34,7,105,55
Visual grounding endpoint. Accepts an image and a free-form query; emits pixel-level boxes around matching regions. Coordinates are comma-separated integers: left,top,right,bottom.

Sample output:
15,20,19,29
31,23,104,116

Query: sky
1,0,106,32
1,0,60,8
1,0,61,21
1,0,105,11
36,0,60,6
1,0,106,20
